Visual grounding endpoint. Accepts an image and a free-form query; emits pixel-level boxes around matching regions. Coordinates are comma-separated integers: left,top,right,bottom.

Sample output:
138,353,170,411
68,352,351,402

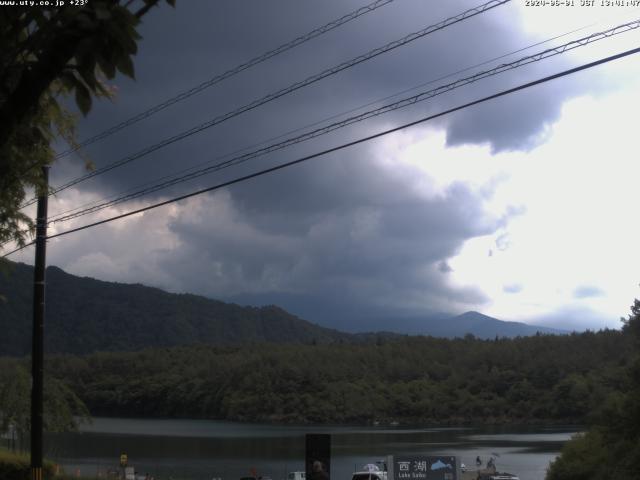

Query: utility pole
31,165,49,480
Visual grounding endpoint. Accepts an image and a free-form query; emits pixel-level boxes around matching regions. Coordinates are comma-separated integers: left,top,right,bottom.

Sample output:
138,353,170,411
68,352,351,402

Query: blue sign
393,456,457,480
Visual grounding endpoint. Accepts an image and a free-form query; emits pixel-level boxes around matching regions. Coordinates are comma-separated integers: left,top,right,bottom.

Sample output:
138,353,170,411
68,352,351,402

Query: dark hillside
0,262,351,355
0,262,567,356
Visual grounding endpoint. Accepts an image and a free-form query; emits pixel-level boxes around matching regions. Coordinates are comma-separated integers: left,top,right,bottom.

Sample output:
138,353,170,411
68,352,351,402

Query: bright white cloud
407,89,640,328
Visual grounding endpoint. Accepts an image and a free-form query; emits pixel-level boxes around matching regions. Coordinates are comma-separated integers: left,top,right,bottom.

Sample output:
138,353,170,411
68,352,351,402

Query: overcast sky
8,0,640,332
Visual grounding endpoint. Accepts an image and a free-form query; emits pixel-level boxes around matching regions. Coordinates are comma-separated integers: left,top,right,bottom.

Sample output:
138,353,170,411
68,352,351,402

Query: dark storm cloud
45,0,618,330
54,0,602,198
147,144,502,327
444,76,574,152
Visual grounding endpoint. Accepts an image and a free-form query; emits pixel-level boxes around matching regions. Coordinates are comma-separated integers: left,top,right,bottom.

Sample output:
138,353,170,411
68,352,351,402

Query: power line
46,19,640,225
45,20,598,224
43,19,608,223
7,16,634,245
51,0,395,161
21,0,511,208
1,19,607,246
5,45,639,258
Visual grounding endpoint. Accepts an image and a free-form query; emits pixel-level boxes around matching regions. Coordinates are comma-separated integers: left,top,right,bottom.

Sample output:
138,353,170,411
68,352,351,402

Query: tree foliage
0,358,90,450
32,328,633,426
546,299,640,480
0,0,174,248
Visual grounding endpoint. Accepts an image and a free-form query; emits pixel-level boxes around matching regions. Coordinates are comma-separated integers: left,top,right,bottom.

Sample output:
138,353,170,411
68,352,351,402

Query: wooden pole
31,166,49,480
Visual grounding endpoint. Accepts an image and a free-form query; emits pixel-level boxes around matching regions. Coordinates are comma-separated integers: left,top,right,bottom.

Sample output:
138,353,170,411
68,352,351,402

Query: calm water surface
45,418,579,480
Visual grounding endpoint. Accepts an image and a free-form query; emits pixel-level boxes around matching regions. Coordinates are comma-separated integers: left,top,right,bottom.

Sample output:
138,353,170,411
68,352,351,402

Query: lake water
45,418,579,480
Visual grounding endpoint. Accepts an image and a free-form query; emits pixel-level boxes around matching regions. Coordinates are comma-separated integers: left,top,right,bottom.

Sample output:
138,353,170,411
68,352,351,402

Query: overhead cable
47,19,640,224
22,0,510,207
52,0,395,160
45,20,597,224
5,44,639,258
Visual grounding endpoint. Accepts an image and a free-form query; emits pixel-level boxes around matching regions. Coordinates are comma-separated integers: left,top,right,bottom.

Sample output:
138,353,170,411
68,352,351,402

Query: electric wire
45,20,597,224
4,16,634,247
45,19,640,225
0,18,604,247
20,0,511,208
52,0,395,160
5,45,639,258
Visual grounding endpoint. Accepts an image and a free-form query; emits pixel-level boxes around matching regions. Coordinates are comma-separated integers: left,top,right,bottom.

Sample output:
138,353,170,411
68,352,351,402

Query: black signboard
305,434,331,480
392,456,457,480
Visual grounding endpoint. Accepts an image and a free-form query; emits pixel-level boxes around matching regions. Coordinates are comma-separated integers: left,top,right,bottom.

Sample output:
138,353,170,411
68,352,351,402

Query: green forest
2,299,639,480
545,299,640,480
1,327,631,426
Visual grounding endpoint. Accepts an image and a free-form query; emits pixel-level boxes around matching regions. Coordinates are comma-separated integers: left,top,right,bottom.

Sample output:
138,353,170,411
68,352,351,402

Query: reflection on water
45,418,579,480
465,433,576,443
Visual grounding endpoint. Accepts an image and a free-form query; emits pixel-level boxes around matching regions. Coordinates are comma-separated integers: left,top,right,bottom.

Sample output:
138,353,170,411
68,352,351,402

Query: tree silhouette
0,0,174,248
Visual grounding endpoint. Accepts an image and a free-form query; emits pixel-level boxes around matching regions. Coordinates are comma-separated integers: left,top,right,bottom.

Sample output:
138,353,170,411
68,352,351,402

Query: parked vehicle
351,463,387,480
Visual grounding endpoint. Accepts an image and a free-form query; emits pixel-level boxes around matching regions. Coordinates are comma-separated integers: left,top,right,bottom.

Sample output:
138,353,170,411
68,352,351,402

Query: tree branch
134,0,162,19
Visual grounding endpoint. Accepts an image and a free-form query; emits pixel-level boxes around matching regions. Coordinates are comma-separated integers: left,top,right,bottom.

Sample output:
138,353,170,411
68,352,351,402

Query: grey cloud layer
155,150,501,326
60,0,599,194
45,0,616,329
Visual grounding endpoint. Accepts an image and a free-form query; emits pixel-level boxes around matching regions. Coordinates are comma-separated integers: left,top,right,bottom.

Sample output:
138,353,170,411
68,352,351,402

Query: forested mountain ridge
1,261,562,356
415,310,566,338
0,262,353,355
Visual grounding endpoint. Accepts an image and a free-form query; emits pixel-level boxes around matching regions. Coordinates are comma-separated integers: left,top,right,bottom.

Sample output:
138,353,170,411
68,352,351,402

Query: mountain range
0,261,564,355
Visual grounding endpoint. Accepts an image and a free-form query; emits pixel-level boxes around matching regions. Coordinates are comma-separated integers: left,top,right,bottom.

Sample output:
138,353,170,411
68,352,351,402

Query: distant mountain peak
445,310,566,338
0,262,567,356
456,311,492,319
